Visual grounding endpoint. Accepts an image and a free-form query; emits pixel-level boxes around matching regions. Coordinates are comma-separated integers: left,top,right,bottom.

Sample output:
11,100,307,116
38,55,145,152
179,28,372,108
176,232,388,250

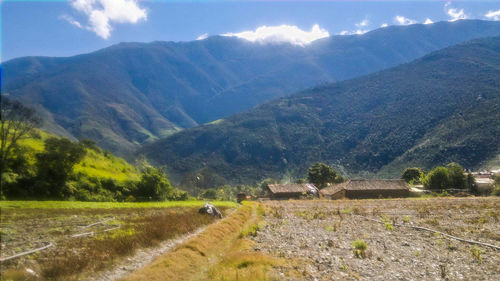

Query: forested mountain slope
142,37,500,185
3,20,500,155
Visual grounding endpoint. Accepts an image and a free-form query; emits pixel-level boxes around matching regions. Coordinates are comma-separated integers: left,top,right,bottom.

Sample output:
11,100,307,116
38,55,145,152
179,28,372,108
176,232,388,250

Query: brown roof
268,183,318,194
321,179,409,195
320,181,349,195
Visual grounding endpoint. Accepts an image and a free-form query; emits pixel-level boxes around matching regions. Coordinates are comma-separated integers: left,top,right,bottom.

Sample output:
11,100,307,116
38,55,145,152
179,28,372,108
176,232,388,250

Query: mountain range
3,20,500,156
141,37,500,185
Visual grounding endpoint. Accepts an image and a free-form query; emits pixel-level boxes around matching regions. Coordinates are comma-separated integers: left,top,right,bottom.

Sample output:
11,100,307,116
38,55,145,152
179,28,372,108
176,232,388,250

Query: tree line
1,97,186,201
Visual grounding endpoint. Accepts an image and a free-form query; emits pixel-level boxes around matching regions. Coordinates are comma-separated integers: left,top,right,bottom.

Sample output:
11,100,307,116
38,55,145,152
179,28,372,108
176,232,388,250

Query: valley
2,2,500,280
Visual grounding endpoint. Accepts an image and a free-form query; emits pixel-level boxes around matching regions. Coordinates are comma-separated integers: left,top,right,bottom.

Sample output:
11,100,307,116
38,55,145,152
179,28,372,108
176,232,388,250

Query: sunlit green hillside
16,129,140,183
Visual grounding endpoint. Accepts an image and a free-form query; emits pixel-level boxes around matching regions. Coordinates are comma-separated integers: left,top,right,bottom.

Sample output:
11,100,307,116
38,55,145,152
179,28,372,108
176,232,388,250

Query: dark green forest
142,37,500,185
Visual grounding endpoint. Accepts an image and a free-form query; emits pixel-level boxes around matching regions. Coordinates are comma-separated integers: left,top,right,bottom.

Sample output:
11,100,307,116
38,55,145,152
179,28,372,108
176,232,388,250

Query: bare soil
253,197,500,281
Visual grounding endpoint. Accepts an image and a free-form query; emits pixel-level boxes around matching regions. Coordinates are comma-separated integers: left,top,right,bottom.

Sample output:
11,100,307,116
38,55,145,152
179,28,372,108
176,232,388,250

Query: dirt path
122,204,254,281
88,208,238,281
87,226,209,281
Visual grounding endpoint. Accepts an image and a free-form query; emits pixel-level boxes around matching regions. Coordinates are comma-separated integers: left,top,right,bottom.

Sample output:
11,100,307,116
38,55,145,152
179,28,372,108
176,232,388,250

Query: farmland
255,197,500,280
1,197,499,281
0,201,238,280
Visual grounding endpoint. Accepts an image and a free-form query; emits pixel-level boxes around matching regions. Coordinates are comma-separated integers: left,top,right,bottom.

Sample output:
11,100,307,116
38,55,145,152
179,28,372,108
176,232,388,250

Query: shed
267,183,319,199
320,179,410,199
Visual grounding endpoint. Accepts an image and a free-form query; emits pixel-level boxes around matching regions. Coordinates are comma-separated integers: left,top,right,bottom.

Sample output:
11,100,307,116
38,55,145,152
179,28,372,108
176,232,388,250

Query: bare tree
0,96,41,172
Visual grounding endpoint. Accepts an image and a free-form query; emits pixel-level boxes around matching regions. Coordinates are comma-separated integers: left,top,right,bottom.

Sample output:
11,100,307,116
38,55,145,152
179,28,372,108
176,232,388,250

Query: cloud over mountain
395,16,417,25
221,24,329,46
485,9,500,21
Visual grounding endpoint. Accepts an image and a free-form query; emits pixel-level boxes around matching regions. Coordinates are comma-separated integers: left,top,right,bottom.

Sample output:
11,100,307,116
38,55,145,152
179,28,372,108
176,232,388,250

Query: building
320,179,410,199
267,183,319,199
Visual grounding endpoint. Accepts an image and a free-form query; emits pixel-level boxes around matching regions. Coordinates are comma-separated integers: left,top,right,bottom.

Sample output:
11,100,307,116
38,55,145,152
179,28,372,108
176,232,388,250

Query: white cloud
355,19,369,27
380,23,388,28
339,29,368,36
424,18,434,25
222,24,329,46
67,0,147,39
196,33,209,40
60,15,83,29
447,8,467,21
485,9,500,21
395,16,417,25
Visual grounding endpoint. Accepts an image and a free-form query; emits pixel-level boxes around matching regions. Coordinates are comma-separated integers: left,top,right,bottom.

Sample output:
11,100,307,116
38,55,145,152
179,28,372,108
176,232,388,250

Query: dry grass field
254,197,500,280
0,201,237,281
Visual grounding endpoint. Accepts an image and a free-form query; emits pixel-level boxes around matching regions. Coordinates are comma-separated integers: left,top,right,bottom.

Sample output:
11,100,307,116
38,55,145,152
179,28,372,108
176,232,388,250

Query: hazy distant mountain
142,37,500,185
3,20,500,155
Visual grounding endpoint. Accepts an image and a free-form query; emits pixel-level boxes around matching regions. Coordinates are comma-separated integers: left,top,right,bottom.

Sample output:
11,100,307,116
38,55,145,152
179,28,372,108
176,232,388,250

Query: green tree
307,162,340,189
36,137,86,197
135,166,173,201
466,172,477,194
201,188,217,199
422,166,450,190
446,163,465,189
401,167,424,184
1,97,41,173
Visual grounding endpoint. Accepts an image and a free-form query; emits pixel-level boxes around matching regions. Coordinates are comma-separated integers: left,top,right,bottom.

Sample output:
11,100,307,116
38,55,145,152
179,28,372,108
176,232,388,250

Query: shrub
352,239,367,258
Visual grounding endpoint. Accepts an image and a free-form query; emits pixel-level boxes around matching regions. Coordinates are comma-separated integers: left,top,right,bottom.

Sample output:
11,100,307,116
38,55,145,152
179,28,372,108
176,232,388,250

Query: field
2,198,499,281
255,197,500,280
0,200,238,281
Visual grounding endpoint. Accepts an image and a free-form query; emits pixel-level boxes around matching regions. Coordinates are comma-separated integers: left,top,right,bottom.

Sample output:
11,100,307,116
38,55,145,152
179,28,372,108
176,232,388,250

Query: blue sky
2,1,500,61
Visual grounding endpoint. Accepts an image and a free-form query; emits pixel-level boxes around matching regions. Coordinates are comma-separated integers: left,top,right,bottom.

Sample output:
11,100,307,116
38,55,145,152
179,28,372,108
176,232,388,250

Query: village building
320,179,410,199
472,171,496,194
266,183,319,199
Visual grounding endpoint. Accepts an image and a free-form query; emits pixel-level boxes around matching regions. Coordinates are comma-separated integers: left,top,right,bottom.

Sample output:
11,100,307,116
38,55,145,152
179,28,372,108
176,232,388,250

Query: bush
492,186,500,196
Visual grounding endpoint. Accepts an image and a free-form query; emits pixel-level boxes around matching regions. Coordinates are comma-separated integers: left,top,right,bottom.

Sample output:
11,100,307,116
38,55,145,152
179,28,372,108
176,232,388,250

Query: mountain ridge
3,20,500,156
141,37,500,185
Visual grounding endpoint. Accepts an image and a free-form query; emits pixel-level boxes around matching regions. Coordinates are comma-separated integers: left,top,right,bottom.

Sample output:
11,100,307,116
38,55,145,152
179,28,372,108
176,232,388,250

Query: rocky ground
253,197,500,281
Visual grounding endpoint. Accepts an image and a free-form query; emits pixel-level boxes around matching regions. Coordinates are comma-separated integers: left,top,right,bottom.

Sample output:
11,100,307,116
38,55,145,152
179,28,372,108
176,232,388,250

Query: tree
200,188,217,199
446,162,465,189
307,162,340,189
36,137,86,197
466,172,477,194
422,166,450,190
135,166,173,201
0,97,40,172
401,167,424,184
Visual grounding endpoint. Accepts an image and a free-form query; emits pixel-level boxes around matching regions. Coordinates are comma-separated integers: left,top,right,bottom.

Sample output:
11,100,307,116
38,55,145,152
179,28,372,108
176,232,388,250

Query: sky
2,0,500,61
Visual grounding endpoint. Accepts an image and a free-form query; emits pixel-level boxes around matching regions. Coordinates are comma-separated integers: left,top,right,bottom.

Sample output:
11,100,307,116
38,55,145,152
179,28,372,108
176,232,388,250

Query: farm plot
255,197,500,281
0,201,237,281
